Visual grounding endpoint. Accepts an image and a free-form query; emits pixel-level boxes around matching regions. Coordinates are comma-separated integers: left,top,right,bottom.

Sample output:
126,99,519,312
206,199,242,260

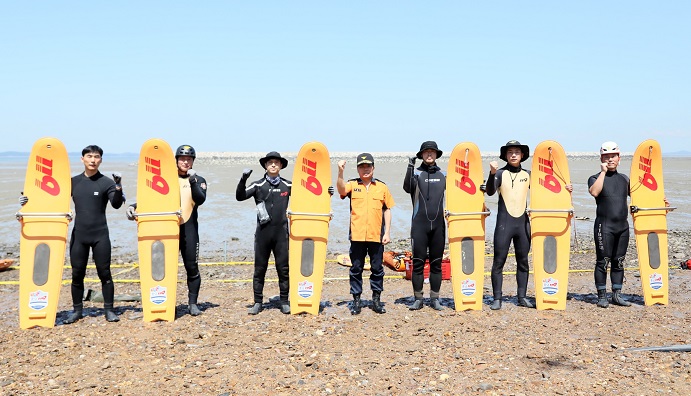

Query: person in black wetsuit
588,141,632,308
486,140,574,310
404,141,446,311
62,146,126,323
174,145,207,316
236,151,292,315
127,144,208,316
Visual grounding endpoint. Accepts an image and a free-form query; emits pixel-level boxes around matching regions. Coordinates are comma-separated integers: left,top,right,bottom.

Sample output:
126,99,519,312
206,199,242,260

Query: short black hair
82,145,103,157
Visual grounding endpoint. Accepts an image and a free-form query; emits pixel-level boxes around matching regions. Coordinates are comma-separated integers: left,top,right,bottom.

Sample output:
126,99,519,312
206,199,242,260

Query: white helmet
600,141,620,155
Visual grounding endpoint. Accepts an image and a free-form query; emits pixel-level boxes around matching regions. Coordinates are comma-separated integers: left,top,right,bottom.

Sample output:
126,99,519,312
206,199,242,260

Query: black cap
356,153,374,166
416,141,443,159
499,140,530,162
259,151,288,169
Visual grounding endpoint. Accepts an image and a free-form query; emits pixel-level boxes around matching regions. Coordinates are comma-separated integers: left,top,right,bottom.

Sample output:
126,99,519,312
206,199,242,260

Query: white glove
126,205,136,221
187,169,197,177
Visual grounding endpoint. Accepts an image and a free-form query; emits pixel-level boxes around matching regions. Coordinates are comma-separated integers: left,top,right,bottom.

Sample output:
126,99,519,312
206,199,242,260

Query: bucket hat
499,140,530,162
259,151,288,169
416,141,443,159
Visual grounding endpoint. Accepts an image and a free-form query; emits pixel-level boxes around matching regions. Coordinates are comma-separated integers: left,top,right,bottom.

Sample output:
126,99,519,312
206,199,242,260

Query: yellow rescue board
529,140,572,310
135,139,181,321
630,139,669,306
18,137,72,329
288,142,332,315
445,142,487,311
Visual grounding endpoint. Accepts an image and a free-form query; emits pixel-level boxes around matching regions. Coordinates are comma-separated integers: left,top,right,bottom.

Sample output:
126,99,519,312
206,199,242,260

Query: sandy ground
1,232,690,395
1,153,690,394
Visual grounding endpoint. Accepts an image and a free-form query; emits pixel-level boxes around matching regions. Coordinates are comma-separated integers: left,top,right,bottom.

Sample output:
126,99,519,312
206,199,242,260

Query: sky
1,1,690,155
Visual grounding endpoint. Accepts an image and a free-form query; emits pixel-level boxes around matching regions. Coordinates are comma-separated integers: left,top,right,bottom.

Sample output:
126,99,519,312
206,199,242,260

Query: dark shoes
248,303,263,315
517,297,534,308
63,307,83,324
351,294,362,315
248,302,290,315
597,289,609,308
409,298,424,310
490,297,502,310
189,303,202,316
65,305,120,324
611,290,631,307
104,308,120,322
430,298,443,311
372,292,386,314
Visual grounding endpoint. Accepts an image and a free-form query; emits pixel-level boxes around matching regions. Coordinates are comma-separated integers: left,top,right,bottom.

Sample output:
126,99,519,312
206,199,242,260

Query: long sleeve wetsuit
70,172,124,308
404,162,446,299
179,172,207,305
485,164,531,299
237,174,292,304
587,170,630,291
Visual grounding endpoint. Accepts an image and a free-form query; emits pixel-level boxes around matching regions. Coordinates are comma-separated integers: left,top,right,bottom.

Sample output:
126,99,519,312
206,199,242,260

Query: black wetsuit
179,173,207,305
237,175,292,304
404,162,446,299
485,164,531,299
69,172,124,308
588,170,630,291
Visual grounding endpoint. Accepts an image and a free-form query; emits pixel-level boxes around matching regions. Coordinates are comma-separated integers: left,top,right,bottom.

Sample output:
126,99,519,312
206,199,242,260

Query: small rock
439,374,450,382
477,383,493,391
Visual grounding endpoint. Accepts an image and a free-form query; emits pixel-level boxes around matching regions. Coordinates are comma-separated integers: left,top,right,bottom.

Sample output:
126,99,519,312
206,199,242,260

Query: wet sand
1,152,690,395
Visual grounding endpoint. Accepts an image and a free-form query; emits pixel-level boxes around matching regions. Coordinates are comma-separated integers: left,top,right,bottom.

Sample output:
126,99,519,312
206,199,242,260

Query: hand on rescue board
126,205,136,221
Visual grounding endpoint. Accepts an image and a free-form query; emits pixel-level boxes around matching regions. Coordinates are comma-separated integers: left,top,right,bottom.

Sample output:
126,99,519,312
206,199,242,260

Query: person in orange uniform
337,153,395,315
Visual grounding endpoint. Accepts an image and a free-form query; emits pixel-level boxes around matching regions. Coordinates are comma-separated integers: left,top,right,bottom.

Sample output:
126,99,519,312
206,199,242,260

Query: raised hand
489,161,499,174
112,172,122,185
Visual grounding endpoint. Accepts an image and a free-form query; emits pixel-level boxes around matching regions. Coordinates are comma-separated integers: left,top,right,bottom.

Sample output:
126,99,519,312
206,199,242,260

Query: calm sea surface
1,153,688,260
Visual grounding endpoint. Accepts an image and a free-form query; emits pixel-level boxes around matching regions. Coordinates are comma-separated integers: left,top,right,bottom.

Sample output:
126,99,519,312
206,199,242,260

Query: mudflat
1,152,690,394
